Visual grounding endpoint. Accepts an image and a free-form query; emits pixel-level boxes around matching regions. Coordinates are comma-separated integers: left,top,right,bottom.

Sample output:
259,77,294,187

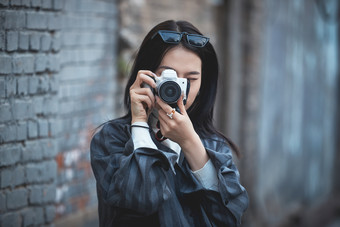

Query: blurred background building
0,0,339,226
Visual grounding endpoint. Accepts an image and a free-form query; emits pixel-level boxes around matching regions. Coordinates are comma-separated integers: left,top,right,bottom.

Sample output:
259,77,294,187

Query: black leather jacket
90,117,248,227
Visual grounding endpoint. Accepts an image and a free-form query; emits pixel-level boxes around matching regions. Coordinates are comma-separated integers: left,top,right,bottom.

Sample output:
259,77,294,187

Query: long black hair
122,20,240,156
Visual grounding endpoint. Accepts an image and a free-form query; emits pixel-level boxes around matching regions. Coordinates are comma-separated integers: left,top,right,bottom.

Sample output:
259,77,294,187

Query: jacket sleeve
197,139,249,227
90,121,178,215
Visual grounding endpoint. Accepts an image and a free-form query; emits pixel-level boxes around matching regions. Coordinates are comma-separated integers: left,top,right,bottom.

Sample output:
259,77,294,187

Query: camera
144,69,190,107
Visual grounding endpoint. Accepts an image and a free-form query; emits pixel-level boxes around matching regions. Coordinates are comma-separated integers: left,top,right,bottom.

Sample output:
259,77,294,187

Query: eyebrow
157,65,201,76
158,66,174,71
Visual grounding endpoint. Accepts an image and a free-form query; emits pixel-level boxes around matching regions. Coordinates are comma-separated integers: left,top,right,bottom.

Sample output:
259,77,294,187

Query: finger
157,112,170,134
131,71,156,89
157,109,169,124
130,87,156,108
156,96,173,113
133,87,156,103
137,71,157,88
131,92,154,110
177,94,186,115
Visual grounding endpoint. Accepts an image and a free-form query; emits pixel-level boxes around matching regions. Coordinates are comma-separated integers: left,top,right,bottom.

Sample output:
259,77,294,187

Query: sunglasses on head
152,30,210,48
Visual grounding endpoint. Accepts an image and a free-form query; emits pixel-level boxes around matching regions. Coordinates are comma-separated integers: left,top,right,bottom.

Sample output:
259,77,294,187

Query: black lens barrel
158,81,181,104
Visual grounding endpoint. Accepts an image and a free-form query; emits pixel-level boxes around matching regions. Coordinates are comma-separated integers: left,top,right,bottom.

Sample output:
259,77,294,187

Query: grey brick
0,192,5,212
38,75,49,93
0,103,12,123
0,55,12,74
22,0,30,6
17,121,27,141
45,205,55,222
0,167,12,188
41,34,51,51
10,0,21,6
49,75,58,92
28,120,38,138
13,165,25,186
44,160,57,181
0,31,5,51
33,96,43,114
0,144,21,167
5,76,16,97
19,32,29,50
26,161,56,184
0,78,4,97
17,76,28,95
0,212,22,227
48,13,61,30
44,96,58,115
38,119,48,137
0,0,9,6
43,184,55,203
47,54,60,72
0,12,3,30
13,55,34,74
48,118,60,136
29,186,42,204
7,188,28,209
41,139,58,158
51,33,61,51
0,124,16,143
26,162,47,183
42,0,52,9
31,0,41,7
26,163,40,183
53,0,63,10
13,99,33,120
27,12,48,30
12,100,27,119
23,140,43,161
30,33,40,51
7,31,19,52
0,125,5,144
28,76,38,94
35,54,47,72
4,11,25,29
22,208,34,227
0,166,25,188
33,207,44,225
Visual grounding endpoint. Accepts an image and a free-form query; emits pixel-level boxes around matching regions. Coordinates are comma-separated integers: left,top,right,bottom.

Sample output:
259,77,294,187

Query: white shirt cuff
192,159,219,191
131,122,157,150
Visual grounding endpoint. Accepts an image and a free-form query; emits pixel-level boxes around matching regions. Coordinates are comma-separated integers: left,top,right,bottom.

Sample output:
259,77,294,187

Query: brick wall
55,1,117,223
0,0,118,226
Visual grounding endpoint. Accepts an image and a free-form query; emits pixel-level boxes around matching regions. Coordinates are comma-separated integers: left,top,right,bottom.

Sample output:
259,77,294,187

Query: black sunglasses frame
152,30,210,48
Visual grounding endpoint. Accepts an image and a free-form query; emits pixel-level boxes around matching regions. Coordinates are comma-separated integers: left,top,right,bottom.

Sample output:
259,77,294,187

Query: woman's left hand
156,96,209,171
156,95,196,147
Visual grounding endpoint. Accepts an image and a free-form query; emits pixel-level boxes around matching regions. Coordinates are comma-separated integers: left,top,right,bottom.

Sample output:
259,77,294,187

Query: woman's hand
130,70,157,124
156,95,194,146
156,96,209,170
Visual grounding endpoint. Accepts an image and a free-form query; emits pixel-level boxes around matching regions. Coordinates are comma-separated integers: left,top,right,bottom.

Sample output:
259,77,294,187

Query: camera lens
158,81,181,104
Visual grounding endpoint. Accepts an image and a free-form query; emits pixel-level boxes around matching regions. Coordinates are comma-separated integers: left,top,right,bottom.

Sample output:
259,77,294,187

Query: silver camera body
153,69,189,106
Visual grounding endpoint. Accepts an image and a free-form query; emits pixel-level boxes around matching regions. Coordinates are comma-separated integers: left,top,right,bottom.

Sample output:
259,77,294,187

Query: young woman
90,20,248,227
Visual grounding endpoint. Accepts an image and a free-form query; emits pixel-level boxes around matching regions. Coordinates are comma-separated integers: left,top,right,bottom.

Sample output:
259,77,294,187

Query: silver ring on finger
166,108,176,119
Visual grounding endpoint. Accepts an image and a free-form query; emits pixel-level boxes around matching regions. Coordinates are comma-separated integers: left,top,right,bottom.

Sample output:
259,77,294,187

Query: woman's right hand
129,70,157,124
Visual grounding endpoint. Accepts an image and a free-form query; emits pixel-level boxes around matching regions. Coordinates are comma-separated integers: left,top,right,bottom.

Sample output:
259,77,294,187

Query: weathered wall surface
257,1,339,225
218,0,339,226
0,0,117,226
